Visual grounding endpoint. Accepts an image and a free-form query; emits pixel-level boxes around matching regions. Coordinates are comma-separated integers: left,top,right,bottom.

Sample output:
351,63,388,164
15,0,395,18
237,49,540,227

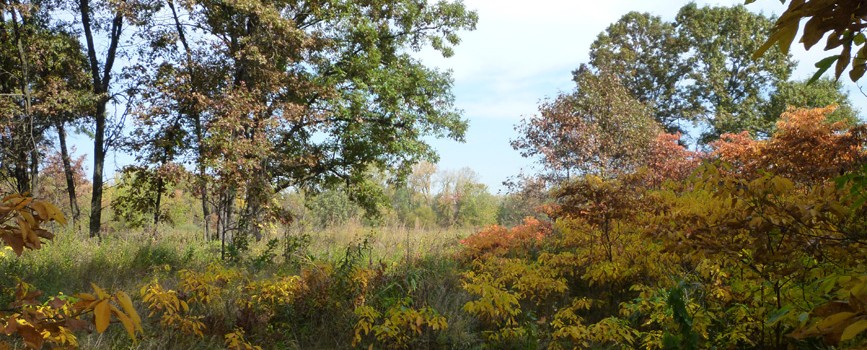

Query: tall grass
2,221,484,349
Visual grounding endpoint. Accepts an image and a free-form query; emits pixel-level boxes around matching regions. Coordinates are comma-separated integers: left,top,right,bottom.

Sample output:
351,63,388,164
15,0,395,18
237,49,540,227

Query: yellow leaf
11,197,32,211
116,291,143,332
76,293,96,301
30,201,49,221
41,201,66,225
754,21,799,59
818,312,856,331
92,283,109,300
841,319,867,342
19,210,35,228
110,304,137,340
16,217,31,240
94,300,111,333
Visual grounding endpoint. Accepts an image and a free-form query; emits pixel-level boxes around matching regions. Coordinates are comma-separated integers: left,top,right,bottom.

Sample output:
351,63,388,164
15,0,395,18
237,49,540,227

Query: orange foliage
643,132,703,186
712,106,867,183
459,217,551,260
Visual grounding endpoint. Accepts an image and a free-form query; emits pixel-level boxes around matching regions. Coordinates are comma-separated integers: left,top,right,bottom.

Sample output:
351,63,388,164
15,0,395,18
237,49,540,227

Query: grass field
1,221,483,349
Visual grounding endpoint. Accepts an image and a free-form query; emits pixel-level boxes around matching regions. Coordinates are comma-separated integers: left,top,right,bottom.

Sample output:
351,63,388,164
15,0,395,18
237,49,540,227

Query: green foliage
676,3,794,141
306,188,362,229
589,12,694,133
433,168,500,228
581,3,796,144
110,168,163,228
662,283,699,350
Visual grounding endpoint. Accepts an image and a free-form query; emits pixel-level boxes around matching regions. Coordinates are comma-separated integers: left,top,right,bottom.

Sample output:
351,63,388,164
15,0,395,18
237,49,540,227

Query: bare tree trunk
167,0,209,241
56,121,80,227
88,102,106,238
10,6,33,195
79,0,123,239
29,148,38,196
13,147,29,194
153,175,164,227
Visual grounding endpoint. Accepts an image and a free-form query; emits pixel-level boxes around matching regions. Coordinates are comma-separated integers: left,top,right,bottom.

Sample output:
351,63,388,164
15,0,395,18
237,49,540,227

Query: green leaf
855,33,866,46
808,55,841,84
766,306,791,326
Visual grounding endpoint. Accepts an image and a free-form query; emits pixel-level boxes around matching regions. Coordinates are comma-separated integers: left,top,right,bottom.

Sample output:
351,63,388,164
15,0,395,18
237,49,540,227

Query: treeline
513,3,857,183
24,155,538,233
461,106,867,349
0,0,477,251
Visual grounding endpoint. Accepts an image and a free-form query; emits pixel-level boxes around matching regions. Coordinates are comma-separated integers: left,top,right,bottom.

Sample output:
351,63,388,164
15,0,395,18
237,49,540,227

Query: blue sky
417,0,867,193
69,0,867,193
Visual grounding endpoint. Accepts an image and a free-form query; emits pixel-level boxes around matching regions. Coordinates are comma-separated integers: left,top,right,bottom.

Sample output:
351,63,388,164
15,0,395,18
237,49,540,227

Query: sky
415,0,867,193
69,0,867,194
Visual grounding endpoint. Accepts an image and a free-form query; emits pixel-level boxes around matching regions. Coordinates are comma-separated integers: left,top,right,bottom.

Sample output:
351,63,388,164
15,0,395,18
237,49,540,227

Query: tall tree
132,0,477,250
512,67,659,181
0,0,92,222
676,3,793,142
76,0,129,238
589,12,694,134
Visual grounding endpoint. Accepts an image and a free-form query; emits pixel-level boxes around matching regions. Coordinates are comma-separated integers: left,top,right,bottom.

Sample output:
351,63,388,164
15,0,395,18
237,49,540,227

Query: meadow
1,220,482,349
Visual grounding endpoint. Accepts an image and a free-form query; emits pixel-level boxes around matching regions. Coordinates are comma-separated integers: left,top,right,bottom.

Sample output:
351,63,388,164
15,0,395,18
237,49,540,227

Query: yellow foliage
225,328,262,350
178,264,239,305
140,280,205,337
0,195,141,349
353,299,447,349
792,275,867,346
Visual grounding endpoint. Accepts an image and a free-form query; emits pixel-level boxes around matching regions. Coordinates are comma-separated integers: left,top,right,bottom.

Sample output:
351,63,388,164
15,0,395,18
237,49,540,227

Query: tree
676,3,794,142
0,3,93,230
75,0,132,238
498,174,551,227
434,167,497,227
589,12,695,133
130,0,477,249
408,161,437,202
642,132,703,187
750,0,867,82
763,77,858,129
0,1,90,198
512,67,659,181
36,148,89,221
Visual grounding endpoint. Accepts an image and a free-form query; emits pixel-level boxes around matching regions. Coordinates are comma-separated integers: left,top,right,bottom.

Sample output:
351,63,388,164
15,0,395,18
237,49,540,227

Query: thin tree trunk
167,0,209,241
29,148,38,196
56,121,80,227
10,6,33,195
89,103,105,238
14,147,29,194
153,174,164,227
